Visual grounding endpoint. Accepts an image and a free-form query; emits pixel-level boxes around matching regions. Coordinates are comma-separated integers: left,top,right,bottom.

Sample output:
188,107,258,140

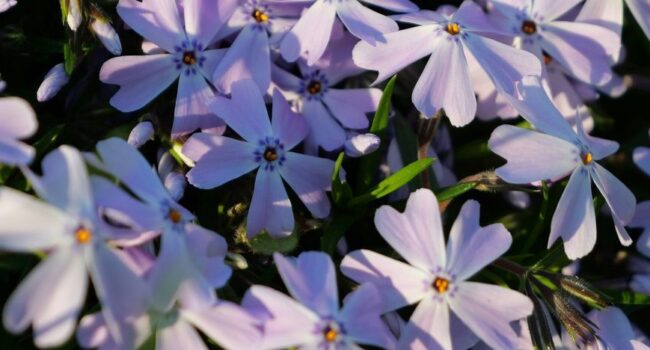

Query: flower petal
0,97,37,139
156,318,207,350
279,152,333,219
532,0,583,22
173,74,215,138
352,25,436,84
100,54,178,112
301,100,346,152
271,90,309,150
280,0,337,65
627,0,650,42
549,167,597,260
183,0,236,46
213,25,271,95
412,35,476,125
489,124,580,184
374,189,447,272
274,252,338,317
207,79,272,142
446,200,513,281
241,285,319,349
361,0,418,12
0,138,34,166
185,224,232,289
590,163,636,245
448,281,533,350
398,297,451,350
116,0,183,52
340,249,430,312
247,168,294,238
183,133,259,189
634,146,650,177
323,88,380,129
336,0,398,44
182,301,261,350
340,283,398,350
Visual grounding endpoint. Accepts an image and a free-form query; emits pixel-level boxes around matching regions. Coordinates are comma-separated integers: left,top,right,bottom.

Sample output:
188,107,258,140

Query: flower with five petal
353,1,541,126
341,189,534,350
243,251,397,349
488,77,636,260
100,0,237,137
0,146,149,348
183,80,334,238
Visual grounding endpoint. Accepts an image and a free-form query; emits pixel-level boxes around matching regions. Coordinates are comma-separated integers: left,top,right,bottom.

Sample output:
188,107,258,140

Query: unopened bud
90,17,122,55
344,133,380,158
226,252,248,270
37,63,69,102
550,291,598,346
0,79,6,92
559,275,611,309
67,0,82,31
164,171,186,202
127,121,154,148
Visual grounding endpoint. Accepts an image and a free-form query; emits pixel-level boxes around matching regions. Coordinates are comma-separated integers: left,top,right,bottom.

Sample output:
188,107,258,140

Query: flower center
521,20,537,35
182,51,197,65
323,326,338,343
432,277,450,294
307,80,322,95
446,22,460,35
252,9,269,23
263,147,278,162
582,152,593,165
75,227,92,244
168,209,182,223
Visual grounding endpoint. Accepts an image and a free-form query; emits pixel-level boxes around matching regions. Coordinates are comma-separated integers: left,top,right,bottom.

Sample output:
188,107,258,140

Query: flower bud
559,275,611,309
345,133,380,158
164,171,186,202
226,252,248,270
67,0,82,31
127,121,154,148
550,291,598,346
0,78,6,93
90,17,122,55
37,63,69,102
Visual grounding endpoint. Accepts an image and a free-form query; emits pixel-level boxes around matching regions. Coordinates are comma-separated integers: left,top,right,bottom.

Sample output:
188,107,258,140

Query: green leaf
356,75,397,190
331,152,353,206
435,181,477,202
63,42,76,75
33,124,65,158
348,158,434,207
248,231,299,255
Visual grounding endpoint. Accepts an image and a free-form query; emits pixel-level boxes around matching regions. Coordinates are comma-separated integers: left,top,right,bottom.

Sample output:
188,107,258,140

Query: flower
212,0,302,94
489,0,620,88
100,0,237,137
341,189,533,349
90,15,122,55
67,0,82,31
0,97,37,166
0,146,149,348
273,33,382,151
581,0,650,45
127,120,155,148
183,80,334,238
633,129,650,177
279,0,418,65
488,78,636,260
353,1,541,126
243,251,397,349
89,137,232,312
76,248,261,350
36,63,69,102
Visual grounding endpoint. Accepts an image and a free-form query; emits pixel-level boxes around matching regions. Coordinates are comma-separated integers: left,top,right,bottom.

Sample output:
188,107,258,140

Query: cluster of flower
1,0,650,349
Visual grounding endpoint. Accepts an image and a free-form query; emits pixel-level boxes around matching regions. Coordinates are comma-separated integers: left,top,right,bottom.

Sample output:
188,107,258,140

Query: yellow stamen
446,22,460,35
324,328,338,343
182,52,197,65
75,228,92,244
433,277,450,294
521,20,537,35
582,152,593,165
253,9,269,23
169,209,182,223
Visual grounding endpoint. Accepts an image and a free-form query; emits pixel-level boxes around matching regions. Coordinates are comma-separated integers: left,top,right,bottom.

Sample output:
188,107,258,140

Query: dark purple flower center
263,147,278,162
521,20,537,35
307,80,322,95
182,51,197,66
